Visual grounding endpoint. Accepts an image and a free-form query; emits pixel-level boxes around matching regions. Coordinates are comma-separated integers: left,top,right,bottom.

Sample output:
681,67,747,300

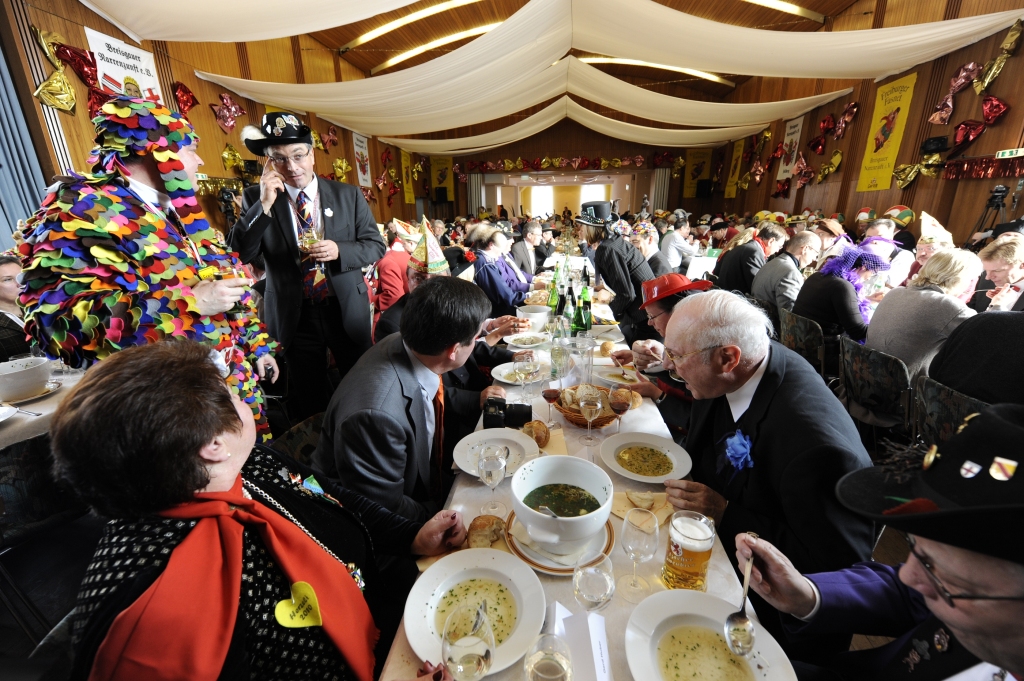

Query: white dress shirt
405,342,439,452
725,347,770,423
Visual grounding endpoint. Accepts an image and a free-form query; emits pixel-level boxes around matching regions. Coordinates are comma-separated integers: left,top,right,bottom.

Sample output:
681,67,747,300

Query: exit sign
995,148,1024,159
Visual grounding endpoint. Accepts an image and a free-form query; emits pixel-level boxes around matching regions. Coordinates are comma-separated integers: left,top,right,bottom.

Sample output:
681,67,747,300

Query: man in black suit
536,224,557,263
511,220,543,275
713,224,787,294
929,311,1024,405
662,290,874,657
313,277,492,522
970,238,1024,312
230,113,385,422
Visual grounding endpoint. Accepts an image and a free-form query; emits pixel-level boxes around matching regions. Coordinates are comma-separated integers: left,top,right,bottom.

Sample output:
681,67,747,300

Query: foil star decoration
209,93,246,134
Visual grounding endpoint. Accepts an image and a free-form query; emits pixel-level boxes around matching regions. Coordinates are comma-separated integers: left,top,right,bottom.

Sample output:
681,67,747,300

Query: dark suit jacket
713,240,765,294
230,179,385,351
646,250,673,278
929,310,1024,404
510,240,538,276
687,342,874,575
313,333,434,522
784,562,980,680
0,314,30,362
535,241,556,263
793,272,868,340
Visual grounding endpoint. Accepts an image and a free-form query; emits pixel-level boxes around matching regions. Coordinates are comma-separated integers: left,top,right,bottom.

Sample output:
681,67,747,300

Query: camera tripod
965,185,1008,249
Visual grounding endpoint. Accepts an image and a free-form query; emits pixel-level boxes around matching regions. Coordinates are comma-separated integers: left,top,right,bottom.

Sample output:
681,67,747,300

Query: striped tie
296,191,327,301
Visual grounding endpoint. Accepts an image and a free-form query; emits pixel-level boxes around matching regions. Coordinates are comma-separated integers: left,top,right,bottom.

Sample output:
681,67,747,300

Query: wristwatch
654,391,668,405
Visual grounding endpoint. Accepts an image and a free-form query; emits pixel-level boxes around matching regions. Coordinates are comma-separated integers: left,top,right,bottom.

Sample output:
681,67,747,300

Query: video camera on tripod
965,185,1010,249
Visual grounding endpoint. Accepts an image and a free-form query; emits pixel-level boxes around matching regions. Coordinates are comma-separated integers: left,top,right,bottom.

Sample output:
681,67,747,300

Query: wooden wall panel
299,35,337,84
246,38,296,84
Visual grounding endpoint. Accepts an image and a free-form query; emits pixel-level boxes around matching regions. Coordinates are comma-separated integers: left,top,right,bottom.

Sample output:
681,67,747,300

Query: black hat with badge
575,201,615,227
835,404,1024,564
240,112,312,156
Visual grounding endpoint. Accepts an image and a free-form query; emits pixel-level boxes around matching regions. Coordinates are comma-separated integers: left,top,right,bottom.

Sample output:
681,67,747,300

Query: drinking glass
549,344,571,389
609,398,630,434
577,395,603,448
618,508,659,603
663,510,716,592
542,388,561,429
513,359,540,404
442,602,495,681
478,446,508,517
524,633,573,681
573,550,614,612
298,222,326,273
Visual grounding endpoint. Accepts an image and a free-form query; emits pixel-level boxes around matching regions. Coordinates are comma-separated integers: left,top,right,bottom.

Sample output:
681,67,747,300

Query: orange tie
430,376,446,505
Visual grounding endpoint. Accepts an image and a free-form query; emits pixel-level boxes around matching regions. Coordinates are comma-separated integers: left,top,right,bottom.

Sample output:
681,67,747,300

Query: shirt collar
404,342,440,396
284,175,318,202
726,346,771,422
127,177,173,215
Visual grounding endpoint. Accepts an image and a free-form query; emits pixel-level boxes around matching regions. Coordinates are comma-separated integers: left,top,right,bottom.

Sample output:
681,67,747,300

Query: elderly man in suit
230,113,385,423
511,220,543,276
662,290,874,658
714,223,787,294
314,277,492,522
750,230,820,311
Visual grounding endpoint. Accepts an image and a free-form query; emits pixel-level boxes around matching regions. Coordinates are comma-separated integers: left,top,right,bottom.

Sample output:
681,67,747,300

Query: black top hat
575,201,613,227
836,404,1024,564
240,112,312,156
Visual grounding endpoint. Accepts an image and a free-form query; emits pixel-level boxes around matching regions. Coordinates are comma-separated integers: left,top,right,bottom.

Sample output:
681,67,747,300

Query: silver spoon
725,531,759,657
537,505,559,518
4,403,41,417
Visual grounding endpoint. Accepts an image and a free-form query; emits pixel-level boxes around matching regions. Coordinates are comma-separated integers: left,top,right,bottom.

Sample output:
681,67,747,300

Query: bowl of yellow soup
511,456,613,555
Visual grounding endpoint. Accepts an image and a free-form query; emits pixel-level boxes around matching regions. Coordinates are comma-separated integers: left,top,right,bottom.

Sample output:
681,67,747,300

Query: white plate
404,548,546,674
0,405,16,424
504,511,614,577
625,590,796,681
599,432,691,484
592,366,643,388
453,428,540,477
6,381,62,405
492,362,552,385
503,332,550,348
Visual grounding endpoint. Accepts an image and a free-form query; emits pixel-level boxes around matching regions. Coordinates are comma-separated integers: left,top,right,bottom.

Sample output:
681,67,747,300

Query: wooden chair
269,412,324,467
840,337,913,435
915,376,989,447
778,307,827,379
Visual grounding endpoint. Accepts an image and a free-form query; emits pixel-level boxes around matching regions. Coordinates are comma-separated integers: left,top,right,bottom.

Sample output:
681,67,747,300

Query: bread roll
626,491,655,510
522,420,550,447
600,341,616,357
610,387,632,404
468,515,505,548
630,390,643,410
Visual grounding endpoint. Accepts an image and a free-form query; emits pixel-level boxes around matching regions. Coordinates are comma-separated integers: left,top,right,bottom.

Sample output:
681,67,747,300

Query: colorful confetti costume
18,98,278,439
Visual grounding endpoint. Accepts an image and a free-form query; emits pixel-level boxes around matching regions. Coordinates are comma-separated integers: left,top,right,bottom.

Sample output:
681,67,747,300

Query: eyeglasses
646,309,668,322
903,533,1024,607
664,345,720,363
268,150,313,166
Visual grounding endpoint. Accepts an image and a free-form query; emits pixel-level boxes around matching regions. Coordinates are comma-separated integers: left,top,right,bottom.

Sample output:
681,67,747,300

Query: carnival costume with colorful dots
19,97,278,439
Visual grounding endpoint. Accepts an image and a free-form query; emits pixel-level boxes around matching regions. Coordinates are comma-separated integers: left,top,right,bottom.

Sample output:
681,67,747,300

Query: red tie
430,377,445,505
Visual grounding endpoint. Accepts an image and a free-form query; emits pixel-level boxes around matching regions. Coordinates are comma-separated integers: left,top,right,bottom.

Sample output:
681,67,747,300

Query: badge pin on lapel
989,456,1017,481
960,461,982,478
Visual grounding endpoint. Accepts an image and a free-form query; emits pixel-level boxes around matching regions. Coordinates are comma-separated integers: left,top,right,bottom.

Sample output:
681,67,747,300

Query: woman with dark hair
575,208,656,345
792,246,890,341
54,340,464,681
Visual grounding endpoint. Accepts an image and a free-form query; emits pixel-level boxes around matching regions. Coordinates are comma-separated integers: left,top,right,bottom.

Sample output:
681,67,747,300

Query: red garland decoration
321,126,338,148
983,95,1010,125
943,156,1024,180
386,182,400,206
771,178,791,199
360,186,376,203
374,169,388,191
381,148,392,167
832,102,859,140
765,143,785,172
171,82,200,120
52,42,110,118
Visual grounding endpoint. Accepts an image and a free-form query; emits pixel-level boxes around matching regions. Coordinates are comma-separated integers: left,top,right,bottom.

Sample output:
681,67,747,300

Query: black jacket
229,180,385,351
792,272,868,340
713,240,765,294
929,310,1024,404
594,235,654,327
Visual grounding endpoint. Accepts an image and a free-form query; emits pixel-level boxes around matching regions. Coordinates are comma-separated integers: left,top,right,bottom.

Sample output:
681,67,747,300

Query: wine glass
618,508,660,603
577,395,603,448
549,344,571,389
478,446,508,517
573,550,615,612
524,633,573,681
514,359,540,404
609,398,630,434
442,602,495,681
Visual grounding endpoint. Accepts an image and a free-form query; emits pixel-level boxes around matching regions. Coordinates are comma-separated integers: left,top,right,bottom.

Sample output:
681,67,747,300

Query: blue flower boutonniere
725,429,754,474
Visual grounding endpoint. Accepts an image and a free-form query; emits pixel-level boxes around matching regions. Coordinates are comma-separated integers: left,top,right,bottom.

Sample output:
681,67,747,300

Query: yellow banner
857,72,918,193
683,148,713,199
724,140,745,199
401,150,415,204
431,156,455,198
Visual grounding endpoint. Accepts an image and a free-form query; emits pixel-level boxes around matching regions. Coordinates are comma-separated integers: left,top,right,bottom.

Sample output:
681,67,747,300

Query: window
530,185,553,217
580,185,609,205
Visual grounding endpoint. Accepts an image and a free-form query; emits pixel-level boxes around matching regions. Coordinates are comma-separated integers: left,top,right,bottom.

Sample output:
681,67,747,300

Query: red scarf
88,477,378,681
753,237,770,257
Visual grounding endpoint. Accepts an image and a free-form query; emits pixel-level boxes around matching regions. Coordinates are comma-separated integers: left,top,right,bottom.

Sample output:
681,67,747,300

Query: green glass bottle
547,279,559,315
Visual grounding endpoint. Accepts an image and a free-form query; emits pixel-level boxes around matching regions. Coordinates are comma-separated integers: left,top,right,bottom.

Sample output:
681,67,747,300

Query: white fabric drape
379,97,766,154
77,0,422,43
651,168,671,213
467,174,484,215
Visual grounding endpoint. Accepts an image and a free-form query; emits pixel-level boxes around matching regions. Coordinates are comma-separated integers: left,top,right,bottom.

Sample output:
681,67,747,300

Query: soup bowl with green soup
511,456,613,555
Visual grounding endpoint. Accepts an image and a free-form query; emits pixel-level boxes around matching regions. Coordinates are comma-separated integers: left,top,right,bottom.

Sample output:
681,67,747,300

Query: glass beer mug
662,510,715,591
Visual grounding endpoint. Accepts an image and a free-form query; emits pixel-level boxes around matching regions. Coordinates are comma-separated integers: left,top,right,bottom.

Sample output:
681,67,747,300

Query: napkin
562,612,611,681
508,520,589,566
541,428,568,455
611,492,673,529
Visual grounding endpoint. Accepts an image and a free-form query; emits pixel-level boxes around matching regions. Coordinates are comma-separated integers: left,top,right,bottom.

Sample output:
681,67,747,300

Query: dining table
379,330,757,681
0,370,83,450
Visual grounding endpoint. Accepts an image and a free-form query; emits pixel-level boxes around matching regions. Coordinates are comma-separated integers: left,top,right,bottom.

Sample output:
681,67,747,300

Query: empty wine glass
618,508,660,603
442,602,495,681
524,633,573,681
478,446,507,517
577,394,603,448
573,550,615,612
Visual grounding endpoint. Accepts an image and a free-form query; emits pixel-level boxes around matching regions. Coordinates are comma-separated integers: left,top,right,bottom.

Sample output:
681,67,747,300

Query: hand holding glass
618,508,659,603
442,602,495,681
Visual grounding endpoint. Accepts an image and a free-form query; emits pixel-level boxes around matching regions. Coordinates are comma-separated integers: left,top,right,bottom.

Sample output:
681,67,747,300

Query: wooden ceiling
308,0,860,139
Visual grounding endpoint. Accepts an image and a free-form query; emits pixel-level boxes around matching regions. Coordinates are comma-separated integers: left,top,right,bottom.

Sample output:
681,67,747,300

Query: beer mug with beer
662,510,715,591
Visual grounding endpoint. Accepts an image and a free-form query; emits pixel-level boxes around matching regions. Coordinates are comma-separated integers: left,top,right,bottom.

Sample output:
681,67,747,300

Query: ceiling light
340,0,485,52
371,24,501,74
579,57,736,87
739,0,824,22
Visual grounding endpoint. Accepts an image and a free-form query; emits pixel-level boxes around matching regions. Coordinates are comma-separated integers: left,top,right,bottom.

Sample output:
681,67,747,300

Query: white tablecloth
0,372,83,450
379,389,751,681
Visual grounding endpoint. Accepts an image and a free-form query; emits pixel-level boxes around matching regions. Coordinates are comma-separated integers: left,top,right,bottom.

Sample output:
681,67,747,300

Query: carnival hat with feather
241,112,312,156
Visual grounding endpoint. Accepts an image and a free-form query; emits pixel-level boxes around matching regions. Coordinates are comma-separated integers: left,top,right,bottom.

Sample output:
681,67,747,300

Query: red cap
640,273,713,310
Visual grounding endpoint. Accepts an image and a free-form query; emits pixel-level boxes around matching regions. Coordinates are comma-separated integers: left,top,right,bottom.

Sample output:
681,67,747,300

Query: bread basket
554,384,618,429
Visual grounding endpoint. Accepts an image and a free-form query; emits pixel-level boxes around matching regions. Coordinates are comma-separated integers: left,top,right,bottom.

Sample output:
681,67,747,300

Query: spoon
610,355,630,380
537,505,559,518
725,531,759,657
3,403,40,417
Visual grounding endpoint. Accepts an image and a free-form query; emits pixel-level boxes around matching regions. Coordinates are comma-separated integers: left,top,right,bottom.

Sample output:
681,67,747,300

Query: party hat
393,218,418,242
409,224,449,275
919,211,954,245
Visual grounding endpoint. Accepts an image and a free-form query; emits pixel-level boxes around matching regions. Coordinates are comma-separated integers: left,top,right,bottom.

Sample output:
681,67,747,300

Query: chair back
743,293,779,337
779,307,825,377
915,376,989,447
1,433,85,548
840,337,913,430
269,412,324,467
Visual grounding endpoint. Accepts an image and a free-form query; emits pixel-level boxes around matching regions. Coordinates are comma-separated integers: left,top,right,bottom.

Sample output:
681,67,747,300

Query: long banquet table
380,345,752,681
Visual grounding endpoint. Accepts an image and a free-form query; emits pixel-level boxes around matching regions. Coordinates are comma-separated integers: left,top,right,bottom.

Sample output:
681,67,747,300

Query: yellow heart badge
274,581,323,628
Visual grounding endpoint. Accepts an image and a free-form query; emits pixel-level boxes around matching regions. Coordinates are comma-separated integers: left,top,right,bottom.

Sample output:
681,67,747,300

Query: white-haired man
230,112,385,422
662,290,874,657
